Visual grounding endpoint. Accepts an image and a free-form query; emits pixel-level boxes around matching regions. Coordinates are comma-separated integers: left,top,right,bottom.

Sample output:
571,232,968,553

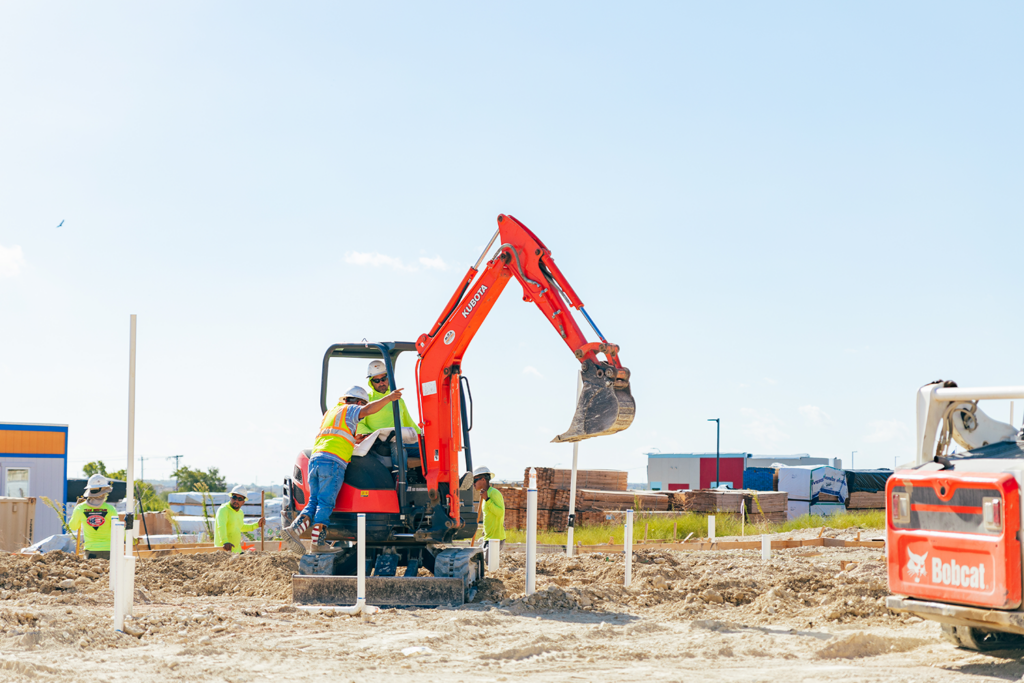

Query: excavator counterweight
554,361,635,443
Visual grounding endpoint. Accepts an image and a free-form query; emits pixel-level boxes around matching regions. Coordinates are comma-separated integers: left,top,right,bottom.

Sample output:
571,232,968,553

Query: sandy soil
2,527,1023,683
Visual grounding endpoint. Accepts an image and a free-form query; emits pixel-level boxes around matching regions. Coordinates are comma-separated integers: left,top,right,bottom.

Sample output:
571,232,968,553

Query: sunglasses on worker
371,376,389,386
230,495,246,501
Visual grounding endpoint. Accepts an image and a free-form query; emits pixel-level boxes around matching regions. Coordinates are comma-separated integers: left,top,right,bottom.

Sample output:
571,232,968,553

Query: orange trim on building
0,430,66,455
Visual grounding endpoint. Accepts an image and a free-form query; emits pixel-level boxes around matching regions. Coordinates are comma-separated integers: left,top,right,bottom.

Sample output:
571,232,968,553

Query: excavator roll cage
319,341,421,516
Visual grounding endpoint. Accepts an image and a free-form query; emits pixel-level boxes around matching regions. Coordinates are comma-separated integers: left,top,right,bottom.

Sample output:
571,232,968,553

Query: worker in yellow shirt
67,474,117,559
215,486,265,553
472,466,505,565
358,360,421,436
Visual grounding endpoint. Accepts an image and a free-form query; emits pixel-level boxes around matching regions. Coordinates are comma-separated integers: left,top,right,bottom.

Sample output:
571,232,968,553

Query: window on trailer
5,468,29,498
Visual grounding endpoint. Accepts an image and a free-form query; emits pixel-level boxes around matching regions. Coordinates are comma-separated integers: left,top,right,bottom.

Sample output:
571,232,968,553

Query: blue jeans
299,455,348,526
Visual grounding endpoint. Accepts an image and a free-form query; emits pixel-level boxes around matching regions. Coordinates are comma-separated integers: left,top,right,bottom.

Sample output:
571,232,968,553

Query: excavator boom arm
414,214,635,525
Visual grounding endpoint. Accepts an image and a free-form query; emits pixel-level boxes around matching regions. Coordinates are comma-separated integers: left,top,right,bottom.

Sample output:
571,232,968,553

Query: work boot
310,523,335,553
283,515,310,555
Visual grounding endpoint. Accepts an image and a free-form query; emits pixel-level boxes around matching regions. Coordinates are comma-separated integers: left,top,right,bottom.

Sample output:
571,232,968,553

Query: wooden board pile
846,491,886,509
528,467,629,491
673,489,789,524
495,468,658,530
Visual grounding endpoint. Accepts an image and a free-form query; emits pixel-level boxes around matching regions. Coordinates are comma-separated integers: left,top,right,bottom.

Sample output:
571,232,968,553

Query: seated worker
359,360,421,437
67,474,117,559
360,360,423,469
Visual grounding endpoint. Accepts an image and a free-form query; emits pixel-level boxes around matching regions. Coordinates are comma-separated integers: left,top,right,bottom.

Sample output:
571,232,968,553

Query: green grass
778,509,885,532
502,510,885,546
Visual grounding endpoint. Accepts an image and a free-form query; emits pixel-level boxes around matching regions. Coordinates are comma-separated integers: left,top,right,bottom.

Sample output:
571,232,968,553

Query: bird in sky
56,220,64,228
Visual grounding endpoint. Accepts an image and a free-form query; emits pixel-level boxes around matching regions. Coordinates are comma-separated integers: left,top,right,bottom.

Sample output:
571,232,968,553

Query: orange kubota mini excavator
285,214,635,607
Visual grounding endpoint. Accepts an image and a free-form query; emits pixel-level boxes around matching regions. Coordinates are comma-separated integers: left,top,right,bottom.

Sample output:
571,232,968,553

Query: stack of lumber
498,486,526,509
504,508,524,530
501,469,660,530
524,467,629,492
674,489,788,524
674,489,746,513
745,490,789,523
573,488,670,511
846,491,886,509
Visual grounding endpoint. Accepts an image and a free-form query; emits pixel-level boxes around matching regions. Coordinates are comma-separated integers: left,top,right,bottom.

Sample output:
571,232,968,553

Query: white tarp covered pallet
786,500,847,520
777,465,848,503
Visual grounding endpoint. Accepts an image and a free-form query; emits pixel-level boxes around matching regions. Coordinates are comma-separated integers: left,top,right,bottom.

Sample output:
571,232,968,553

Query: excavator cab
283,341,482,606
286,340,476,544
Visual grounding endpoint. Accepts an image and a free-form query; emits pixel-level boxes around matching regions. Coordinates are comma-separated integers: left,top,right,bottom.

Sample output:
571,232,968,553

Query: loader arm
414,214,635,525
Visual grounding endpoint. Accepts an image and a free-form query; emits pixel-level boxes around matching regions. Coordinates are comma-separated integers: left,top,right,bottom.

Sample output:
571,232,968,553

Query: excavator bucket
553,362,635,443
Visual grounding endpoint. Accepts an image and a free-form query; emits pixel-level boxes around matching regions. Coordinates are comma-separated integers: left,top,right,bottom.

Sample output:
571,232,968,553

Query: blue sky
2,3,1021,485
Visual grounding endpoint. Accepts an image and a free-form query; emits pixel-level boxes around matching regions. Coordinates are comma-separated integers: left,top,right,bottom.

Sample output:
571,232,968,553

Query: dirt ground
2,527,1024,683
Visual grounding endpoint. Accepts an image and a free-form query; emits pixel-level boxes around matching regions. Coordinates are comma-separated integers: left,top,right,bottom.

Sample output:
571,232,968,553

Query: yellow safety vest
312,403,358,463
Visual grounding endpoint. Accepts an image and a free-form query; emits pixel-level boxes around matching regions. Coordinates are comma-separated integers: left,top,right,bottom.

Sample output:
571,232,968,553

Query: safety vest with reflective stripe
311,403,358,463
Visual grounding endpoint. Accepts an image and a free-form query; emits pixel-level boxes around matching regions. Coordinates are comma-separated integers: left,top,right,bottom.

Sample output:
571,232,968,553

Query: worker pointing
67,474,117,559
284,384,404,554
215,486,265,553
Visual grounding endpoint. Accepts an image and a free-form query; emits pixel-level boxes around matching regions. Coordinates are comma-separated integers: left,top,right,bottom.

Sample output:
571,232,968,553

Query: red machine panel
887,470,1021,609
336,484,400,513
293,451,401,514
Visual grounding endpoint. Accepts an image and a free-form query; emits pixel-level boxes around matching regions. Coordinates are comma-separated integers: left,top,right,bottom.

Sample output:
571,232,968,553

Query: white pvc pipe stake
112,520,125,631
761,534,771,561
356,513,366,610
121,555,136,616
296,513,377,616
123,314,137,618
566,440,579,557
488,538,500,572
566,370,583,558
109,520,120,593
526,468,538,596
708,515,716,541
125,314,137,548
624,509,633,588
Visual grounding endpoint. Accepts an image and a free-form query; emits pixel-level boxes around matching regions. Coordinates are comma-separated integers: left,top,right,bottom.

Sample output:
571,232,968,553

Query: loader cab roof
320,341,417,414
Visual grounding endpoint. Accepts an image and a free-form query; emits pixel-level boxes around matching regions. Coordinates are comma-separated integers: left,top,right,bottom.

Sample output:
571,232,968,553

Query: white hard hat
85,474,112,495
367,360,387,378
342,386,370,403
230,485,248,499
473,466,494,479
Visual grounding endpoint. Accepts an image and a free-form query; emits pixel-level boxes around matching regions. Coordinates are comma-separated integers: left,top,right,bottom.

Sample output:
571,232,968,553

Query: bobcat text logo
932,557,986,590
906,548,928,583
462,285,488,318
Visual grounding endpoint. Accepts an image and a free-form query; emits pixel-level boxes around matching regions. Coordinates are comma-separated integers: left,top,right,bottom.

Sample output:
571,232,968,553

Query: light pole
708,419,720,488
851,451,857,469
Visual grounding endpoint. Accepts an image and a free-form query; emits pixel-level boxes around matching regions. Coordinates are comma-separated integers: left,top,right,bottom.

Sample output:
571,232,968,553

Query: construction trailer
645,452,842,491
0,422,68,542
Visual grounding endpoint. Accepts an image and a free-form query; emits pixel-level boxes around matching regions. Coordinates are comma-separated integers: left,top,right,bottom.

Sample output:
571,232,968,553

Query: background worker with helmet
284,384,405,553
67,474,117,559
473,466,506,563
215,485,265,553
358,360,421,436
